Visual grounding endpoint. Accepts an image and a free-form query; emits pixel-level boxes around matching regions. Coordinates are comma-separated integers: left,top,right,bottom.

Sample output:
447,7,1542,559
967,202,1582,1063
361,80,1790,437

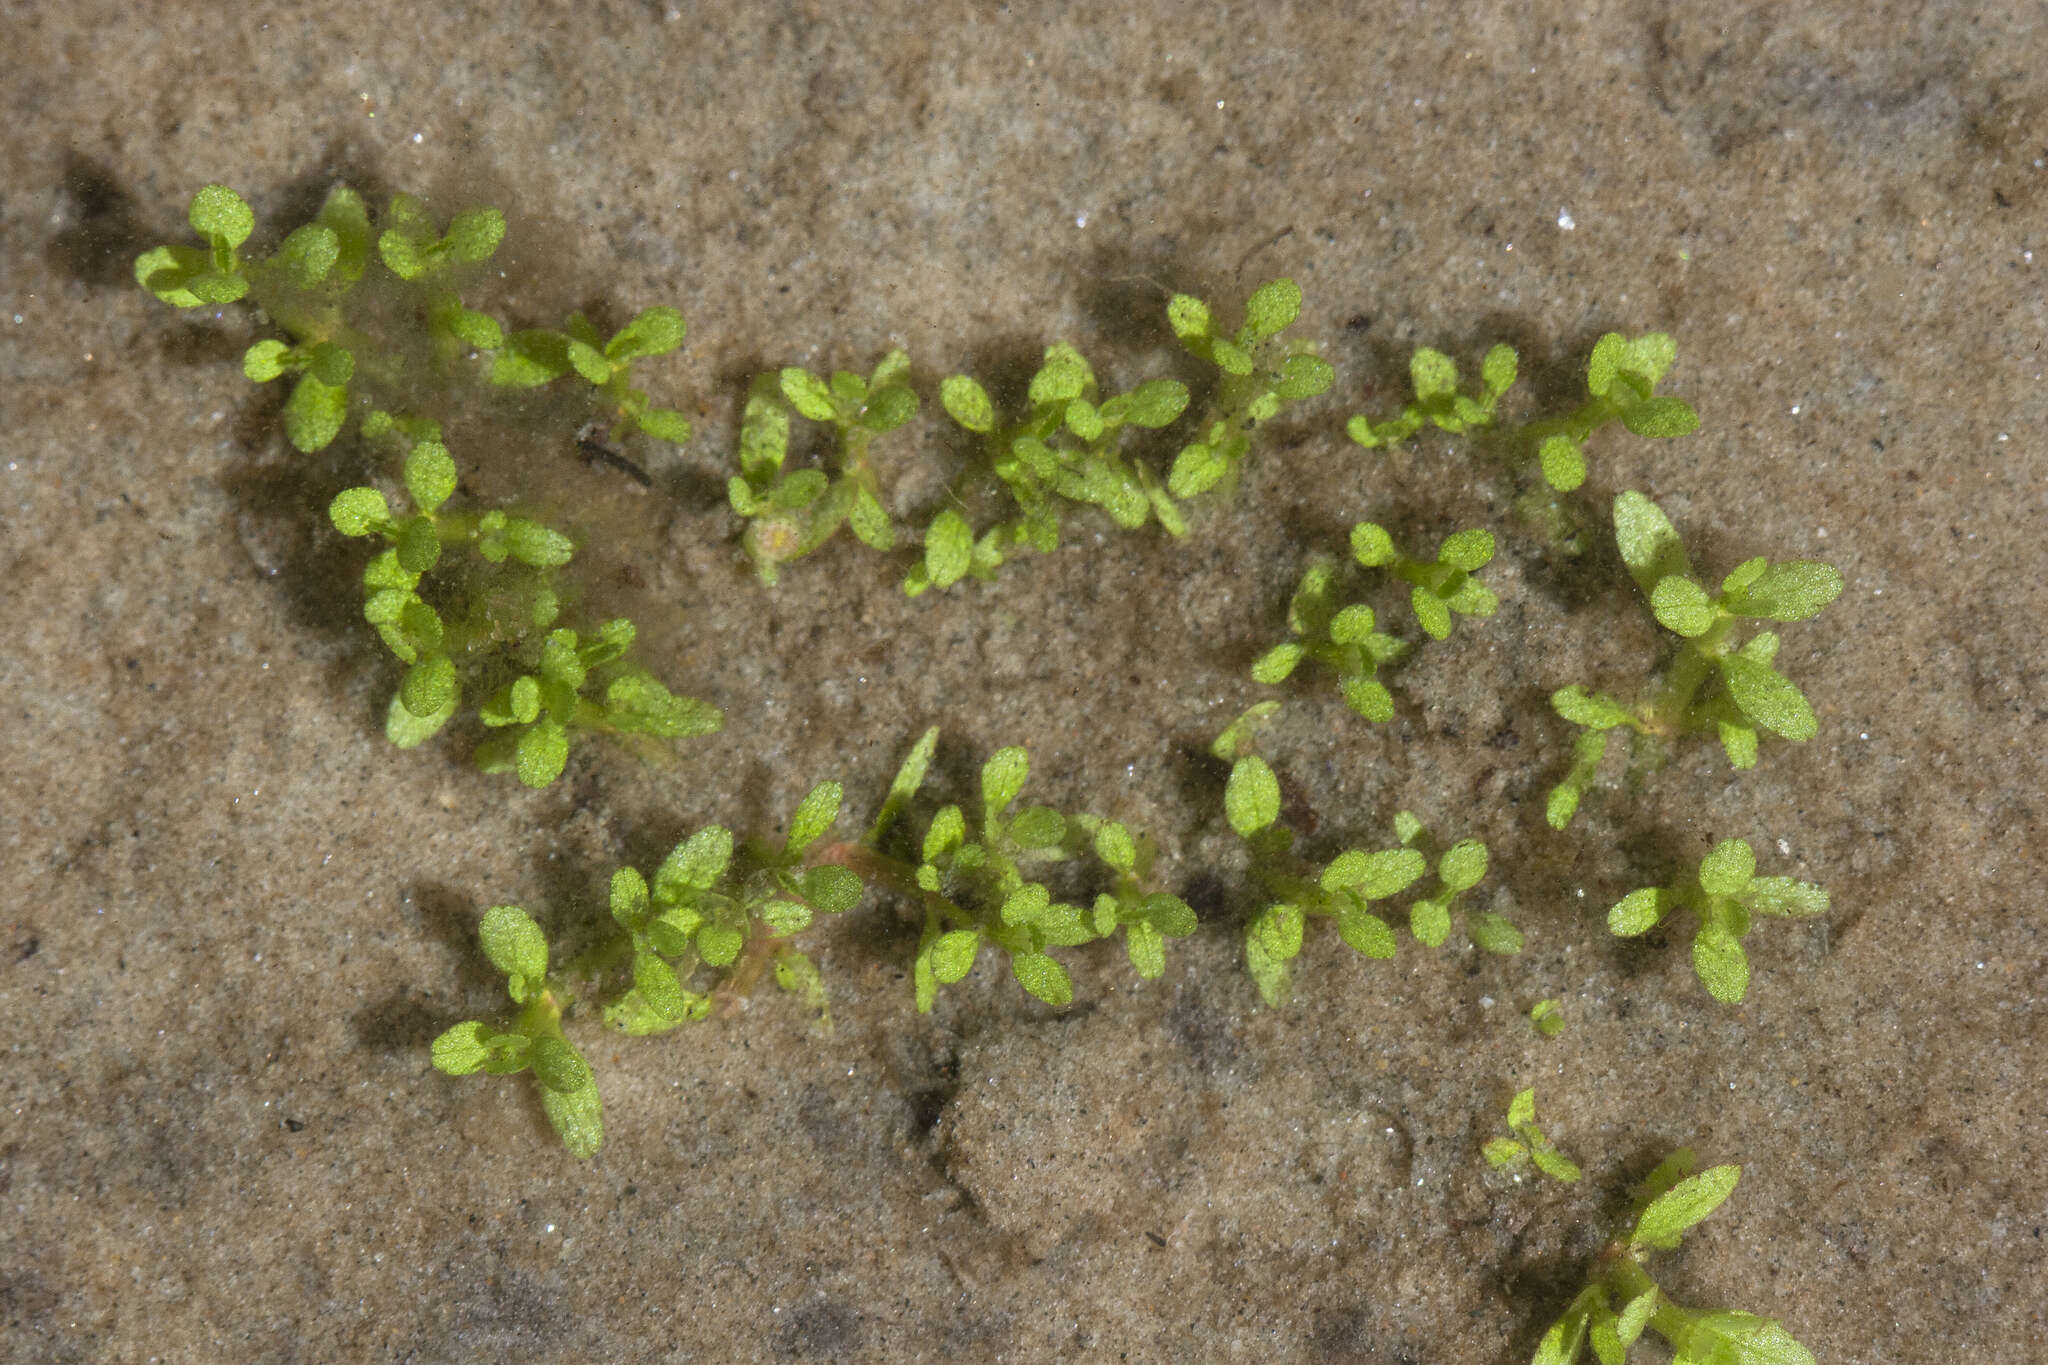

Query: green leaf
931,929,980,983
1125,920,1166,979
1718,719,1760,769
242,339,292,382
801,864,864,914
1616,1290,1657,1346
1092,821,1136,873
515,718,570,788
870,726,939,844
1631,1163,1740,1251
1225,756,1280,837
1609,888,1671,936
1336,905,1397,958
780,367,837,421
1011,952,1073,1006
1692,926,1751,1003
1251,642,1304,684
431,1021,491,1075
1733,560,1844,622
539,1074,604,1159
939,374,994,433
634,951,687,1022
1029,343,1092,405
603,674,722,739
1671,1312,1816,1365
608,305,684,359
385,686,455,749
1168,441,1227,498
1210,701,1280,762
1720,653,1816,740
656,826,734,897
1552,686,1635,730
1243,278,1302,340
479,905,549,987
1439,528,1494,572
922,805,966,863
1251,902,1305,962
1409,898,1451,946
1620,395,1699,438
981,747,1030,822
1530,999,1565,1037
190,184,255,246
924,509,974,589
637,407,692,443
1008,806,1067,849
1743,877,1828,918
399,653,458,719
404,441,458,514
1481,343,1518,397
1350,521,1396,567
1438,839,1488,894
756,899,812,934
787,780,843,852
1167,293,1212,341
696,924,745,967
1340,677,1395,722
1613,491,1690,596
1651,575,1717,637
1122,378,1189,427
1538,434,1586,491
1698,839,1756,896
283,374,349,452
610,867,651,930
1410,347,1457,401
1470,913,1524,955
1320,847,1426,900
329,487,390,537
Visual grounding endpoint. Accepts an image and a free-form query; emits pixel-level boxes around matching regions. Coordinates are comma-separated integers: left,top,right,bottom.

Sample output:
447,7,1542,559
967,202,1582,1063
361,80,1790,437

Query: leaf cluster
1220,749,1510,1006
138,185,690,454
601,781,866,1034
330,434,720,785
1347,333,1697,496
908,341,1190,594
491,304,694,444
1607,838,1828,1004
1532,1152,1814,1365
1546,492,1842,826
1165,278,1336,499
1482,1086,1582,1183
430,905,605,1158
865,731,1197,1011
728,352,916,582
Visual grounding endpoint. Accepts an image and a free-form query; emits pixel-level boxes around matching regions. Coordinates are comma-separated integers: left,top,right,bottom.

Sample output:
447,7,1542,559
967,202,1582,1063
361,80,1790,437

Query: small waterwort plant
1530,1150,1815,1365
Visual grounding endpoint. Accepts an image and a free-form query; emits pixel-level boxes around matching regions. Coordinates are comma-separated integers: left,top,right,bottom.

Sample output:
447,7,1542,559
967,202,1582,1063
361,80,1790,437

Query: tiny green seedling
1482,1086,1582,1183
1346,333,1697,496
1530,1151,1815,1365
908,341,1189,594
1166,278,1335,499
1546,491,1843,827
490,304,693,445
1529,998,1566,1037
329,437,720,786
1347,342,1519,448
1252,558,1409,721
1350,521,1500,641
1216,728,1510,1005
729,351,916,581
849,729,1197,1009
599,780,867,1034
435,780,868,1157
432,905,605,1159
1607,838,1828,1004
